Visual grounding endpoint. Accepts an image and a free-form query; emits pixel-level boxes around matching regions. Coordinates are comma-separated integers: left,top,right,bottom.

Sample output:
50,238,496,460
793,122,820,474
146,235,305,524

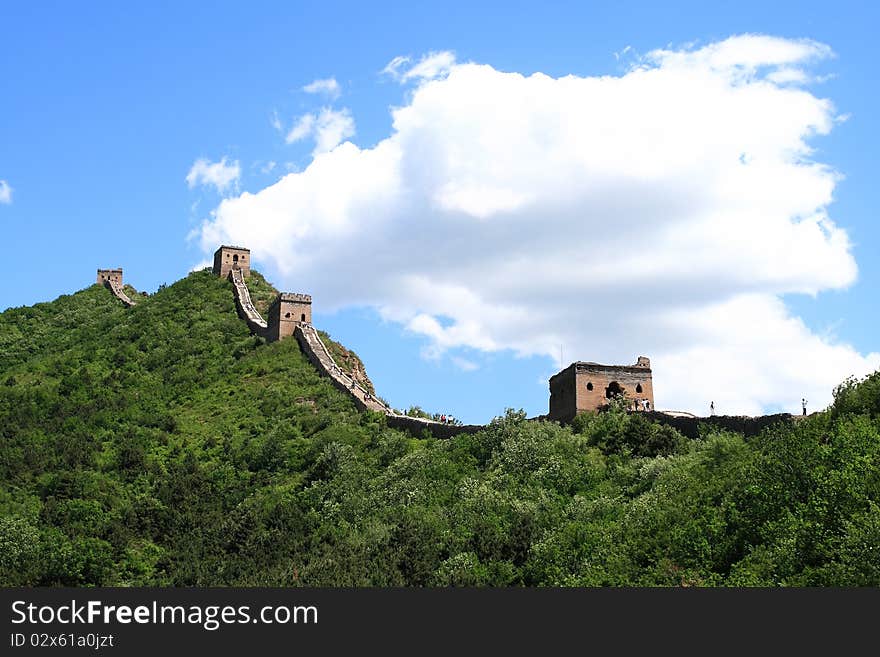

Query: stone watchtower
213,245,251,278
549,356,654,422
266,293,312,342
97,268,123,286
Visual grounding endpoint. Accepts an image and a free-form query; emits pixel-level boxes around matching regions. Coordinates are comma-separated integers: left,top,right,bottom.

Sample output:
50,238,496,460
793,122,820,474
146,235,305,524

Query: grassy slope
0,271,396,584
1,270,879,587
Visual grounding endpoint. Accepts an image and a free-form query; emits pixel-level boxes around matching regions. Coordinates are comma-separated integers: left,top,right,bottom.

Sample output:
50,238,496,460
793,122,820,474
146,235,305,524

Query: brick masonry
267,293,312,342
96,268,123,286
549,357,654,422
213,245,251,279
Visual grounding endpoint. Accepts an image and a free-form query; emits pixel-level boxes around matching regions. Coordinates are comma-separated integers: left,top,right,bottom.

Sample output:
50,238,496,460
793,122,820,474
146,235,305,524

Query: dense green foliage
1,271,879,586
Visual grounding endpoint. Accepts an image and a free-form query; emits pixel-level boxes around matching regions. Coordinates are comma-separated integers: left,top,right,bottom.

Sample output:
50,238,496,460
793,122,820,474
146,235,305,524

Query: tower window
605,381,623,399
586,382,593,391
301,313,306,322
636,384,643,393
285,312,291,318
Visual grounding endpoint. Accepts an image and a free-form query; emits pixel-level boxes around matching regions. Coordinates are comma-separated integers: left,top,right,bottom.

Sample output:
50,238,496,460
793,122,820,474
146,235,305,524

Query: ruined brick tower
96,268,123,286
549,356,654,422
266,293,312,342
213,245,251,278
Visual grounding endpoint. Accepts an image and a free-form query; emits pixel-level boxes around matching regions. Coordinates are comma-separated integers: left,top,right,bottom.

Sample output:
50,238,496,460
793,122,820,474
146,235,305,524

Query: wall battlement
278,292,312,303
96,268,123,285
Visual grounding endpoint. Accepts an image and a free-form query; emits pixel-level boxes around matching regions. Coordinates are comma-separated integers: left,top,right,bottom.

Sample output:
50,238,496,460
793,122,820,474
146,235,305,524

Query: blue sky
2,1,878,422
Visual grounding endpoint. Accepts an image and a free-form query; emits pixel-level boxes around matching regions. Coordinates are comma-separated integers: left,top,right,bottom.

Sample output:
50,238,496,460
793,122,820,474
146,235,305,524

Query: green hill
1,270,879,586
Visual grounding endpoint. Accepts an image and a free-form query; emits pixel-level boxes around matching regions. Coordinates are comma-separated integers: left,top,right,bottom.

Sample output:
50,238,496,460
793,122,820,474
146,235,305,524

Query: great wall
96,245,797,440
224,247,487,437
229,268,267,333
97,269,137,308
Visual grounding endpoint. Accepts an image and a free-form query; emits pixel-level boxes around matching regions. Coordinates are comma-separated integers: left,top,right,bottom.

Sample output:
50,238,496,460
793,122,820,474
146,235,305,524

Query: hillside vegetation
1,270,879,586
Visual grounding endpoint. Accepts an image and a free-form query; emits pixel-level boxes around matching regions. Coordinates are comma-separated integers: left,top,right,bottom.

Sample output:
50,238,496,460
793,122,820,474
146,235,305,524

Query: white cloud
451,356,479,372
383,51,456,82
285,107,355,155
614,45,633,62
766,67,809,84
185,157,241,194
644,35,833,78
303,77,341,99
270,109,283,132
382,55,410,77
0,180,12,204
313,109,355,154
197,35,880,416
286,113,316,143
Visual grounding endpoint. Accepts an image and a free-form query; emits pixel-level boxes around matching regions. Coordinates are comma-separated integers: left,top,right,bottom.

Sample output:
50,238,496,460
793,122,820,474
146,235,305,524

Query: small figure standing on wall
802,398,807,416
710,401,715,416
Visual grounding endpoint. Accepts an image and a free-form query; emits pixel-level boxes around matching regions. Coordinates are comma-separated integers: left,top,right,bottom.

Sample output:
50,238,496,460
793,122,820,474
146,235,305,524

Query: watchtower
266,292,312,342
213,245,251,278
97,268,123,286
549,356,654,422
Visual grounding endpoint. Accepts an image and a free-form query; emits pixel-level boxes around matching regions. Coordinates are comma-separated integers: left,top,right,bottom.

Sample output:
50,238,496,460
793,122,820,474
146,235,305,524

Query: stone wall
293,323,482,438
386,415,484,438
98,268,136,308
326,343,376,395
294,323,394,413
105,262,792,443
644,411,793,440
229,268,268,337
227,273,468,437
100,262,792,444
218,252,497,438
224,270,481,437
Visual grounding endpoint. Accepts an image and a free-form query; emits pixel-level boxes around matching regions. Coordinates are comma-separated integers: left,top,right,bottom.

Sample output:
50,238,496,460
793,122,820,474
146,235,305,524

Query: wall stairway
229,268,268,335
105,279,137,307
229,269,482,437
